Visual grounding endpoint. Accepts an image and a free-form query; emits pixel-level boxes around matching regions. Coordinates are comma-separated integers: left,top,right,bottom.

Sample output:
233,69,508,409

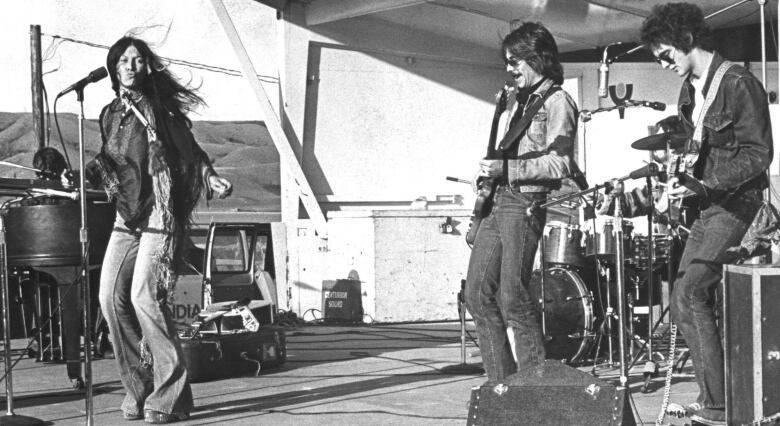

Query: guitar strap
684,60,735,172
497,85,561,153
494,85,589,190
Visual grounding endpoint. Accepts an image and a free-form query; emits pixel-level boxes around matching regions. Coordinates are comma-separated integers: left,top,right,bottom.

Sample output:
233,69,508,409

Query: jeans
99,208,193,416
464,187,547,383
671,196,759,410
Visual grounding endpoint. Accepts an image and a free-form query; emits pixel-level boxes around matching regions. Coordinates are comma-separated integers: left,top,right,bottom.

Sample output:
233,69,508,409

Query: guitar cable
655,322,677,426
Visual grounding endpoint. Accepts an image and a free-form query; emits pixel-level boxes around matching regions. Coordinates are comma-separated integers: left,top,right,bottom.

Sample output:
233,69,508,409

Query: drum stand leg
588,260,619,372
440,279,484,375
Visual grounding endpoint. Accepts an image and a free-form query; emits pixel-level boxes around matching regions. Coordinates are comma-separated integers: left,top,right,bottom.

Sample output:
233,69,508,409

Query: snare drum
530,267,597,363
631,234,672,269
543,222,585,268
585,218,633,259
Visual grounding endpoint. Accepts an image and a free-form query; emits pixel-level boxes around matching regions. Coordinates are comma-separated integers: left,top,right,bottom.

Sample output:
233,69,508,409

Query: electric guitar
667,145,701,229
465,84,512,245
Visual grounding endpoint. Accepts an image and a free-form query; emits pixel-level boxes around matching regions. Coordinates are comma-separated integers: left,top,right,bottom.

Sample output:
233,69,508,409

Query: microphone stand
440,280,484,375
75,87,94,426
534,166,657,387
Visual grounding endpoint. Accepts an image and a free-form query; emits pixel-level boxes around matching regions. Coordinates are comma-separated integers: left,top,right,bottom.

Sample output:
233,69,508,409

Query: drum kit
530,131,687,386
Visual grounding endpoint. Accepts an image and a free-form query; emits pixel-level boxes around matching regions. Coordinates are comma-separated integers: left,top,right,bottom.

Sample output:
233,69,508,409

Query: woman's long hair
106,36,205,126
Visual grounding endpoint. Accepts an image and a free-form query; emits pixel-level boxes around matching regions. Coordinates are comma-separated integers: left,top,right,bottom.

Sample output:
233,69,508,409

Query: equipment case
723,265,780,425
180,325,286,382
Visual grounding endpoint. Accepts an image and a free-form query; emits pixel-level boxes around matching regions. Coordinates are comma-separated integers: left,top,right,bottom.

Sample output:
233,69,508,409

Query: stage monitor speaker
467,361,636,426
723,265,780,426
321,279,363,323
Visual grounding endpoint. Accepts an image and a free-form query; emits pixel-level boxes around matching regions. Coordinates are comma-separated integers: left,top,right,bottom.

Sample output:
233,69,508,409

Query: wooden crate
723,265,780,425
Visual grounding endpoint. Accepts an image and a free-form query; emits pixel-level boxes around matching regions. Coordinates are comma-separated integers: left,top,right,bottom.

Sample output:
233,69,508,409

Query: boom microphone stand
440,279,484,375
535,163,659,387
75,87,94,426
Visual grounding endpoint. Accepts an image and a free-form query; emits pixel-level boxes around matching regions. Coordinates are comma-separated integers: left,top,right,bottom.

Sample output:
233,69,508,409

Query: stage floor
1,322,700,425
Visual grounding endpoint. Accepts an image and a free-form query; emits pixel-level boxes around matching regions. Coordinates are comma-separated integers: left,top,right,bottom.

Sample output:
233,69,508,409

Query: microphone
637,100,666,111
57,66,108,98
598,61,609,98
598,45,610,98
626,163,659,180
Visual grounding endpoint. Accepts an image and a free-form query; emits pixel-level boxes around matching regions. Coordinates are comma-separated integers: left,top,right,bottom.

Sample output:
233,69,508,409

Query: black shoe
123,411,143,421
690,408,726,426
143,410,189,424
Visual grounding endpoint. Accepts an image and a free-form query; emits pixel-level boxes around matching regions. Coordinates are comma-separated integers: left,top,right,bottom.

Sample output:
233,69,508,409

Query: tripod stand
441,279,484,375
536,163,660,386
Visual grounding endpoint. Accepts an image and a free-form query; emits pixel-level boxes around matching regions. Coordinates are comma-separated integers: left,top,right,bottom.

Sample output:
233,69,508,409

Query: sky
1,0,280,121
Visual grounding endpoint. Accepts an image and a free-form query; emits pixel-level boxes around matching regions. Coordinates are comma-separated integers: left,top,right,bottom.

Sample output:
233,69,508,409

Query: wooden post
209,0,328,239
30,25,45,151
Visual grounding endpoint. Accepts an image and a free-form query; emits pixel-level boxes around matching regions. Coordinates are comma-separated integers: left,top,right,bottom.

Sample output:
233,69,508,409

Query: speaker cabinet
723,265,780,425
467,361,635,426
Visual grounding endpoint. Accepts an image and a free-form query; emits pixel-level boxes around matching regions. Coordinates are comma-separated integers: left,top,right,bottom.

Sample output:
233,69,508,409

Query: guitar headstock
495,82,514,112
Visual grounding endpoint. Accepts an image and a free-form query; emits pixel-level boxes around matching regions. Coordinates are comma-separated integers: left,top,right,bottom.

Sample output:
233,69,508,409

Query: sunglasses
654,48,676,65
504,56,527,67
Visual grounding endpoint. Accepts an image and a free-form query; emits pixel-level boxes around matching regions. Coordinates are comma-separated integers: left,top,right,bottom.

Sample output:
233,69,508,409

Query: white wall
1,0,279,121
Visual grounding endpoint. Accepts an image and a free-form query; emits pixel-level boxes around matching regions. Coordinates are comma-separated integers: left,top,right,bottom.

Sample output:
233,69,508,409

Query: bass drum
529,267,597,363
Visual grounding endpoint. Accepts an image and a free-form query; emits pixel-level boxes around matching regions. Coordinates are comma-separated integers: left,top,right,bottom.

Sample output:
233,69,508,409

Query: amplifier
723,265,780,425
467,361,635,425
321,279,363,323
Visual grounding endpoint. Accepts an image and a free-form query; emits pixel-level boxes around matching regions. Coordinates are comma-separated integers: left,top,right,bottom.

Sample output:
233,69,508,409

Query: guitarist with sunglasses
463,22,579,384
641,4,773,425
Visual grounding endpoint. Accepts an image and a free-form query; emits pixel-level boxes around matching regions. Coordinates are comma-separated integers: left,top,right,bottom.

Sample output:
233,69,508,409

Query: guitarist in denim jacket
464,22,577,383
641,3,773,424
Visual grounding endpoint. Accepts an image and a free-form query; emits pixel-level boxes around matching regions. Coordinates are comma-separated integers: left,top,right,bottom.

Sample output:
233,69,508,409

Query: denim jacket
678,51,773,203
500,79,578,193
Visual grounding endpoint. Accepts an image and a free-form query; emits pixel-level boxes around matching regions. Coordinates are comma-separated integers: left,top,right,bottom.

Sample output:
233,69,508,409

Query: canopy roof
258,0,777,55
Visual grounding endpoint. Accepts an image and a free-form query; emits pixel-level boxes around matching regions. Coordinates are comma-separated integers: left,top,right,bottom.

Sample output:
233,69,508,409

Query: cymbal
631,132,686,151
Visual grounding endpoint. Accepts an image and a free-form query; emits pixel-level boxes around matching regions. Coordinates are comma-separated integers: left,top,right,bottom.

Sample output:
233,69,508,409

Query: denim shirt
678,51,773,202
500,79,578,193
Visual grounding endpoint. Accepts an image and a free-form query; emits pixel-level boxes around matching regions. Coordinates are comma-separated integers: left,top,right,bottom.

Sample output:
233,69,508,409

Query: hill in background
0,112,280,212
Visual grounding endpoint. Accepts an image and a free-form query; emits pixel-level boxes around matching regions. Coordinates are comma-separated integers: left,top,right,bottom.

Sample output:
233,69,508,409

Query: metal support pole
759,0,767,89
613,198,629,385
0,213,14,416
30,25,45,151
76,90,93,426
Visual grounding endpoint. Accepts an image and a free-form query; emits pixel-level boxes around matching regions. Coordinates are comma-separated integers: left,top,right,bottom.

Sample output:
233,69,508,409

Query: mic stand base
440,363,485,375
441,285,484,376
0,414,45,426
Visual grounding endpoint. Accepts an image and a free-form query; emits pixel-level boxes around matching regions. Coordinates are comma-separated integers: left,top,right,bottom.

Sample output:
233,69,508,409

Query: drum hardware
543,221,585,268
529,267,597,363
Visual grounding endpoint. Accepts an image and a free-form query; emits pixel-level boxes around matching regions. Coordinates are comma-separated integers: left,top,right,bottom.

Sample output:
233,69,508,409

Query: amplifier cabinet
723,265,780,425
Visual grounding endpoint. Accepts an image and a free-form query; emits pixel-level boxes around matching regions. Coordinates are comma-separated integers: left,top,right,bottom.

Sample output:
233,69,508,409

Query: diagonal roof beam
578,0,648,18
305,0,428,25
210,0,328,238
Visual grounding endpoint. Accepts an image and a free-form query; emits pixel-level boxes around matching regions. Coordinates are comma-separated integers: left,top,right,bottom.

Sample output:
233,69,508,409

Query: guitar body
466,177,499,245
465,84,512,246
668,151,701,229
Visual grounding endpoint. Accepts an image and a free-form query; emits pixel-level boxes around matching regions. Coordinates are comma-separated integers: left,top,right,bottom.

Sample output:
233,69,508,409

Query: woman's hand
209,175,233,199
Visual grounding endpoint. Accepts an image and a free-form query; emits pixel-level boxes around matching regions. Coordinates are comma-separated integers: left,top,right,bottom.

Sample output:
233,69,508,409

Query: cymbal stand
75,87,94,425
536,174,632,386
635,174,660,391
611,189,630,387
534,182,611,350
